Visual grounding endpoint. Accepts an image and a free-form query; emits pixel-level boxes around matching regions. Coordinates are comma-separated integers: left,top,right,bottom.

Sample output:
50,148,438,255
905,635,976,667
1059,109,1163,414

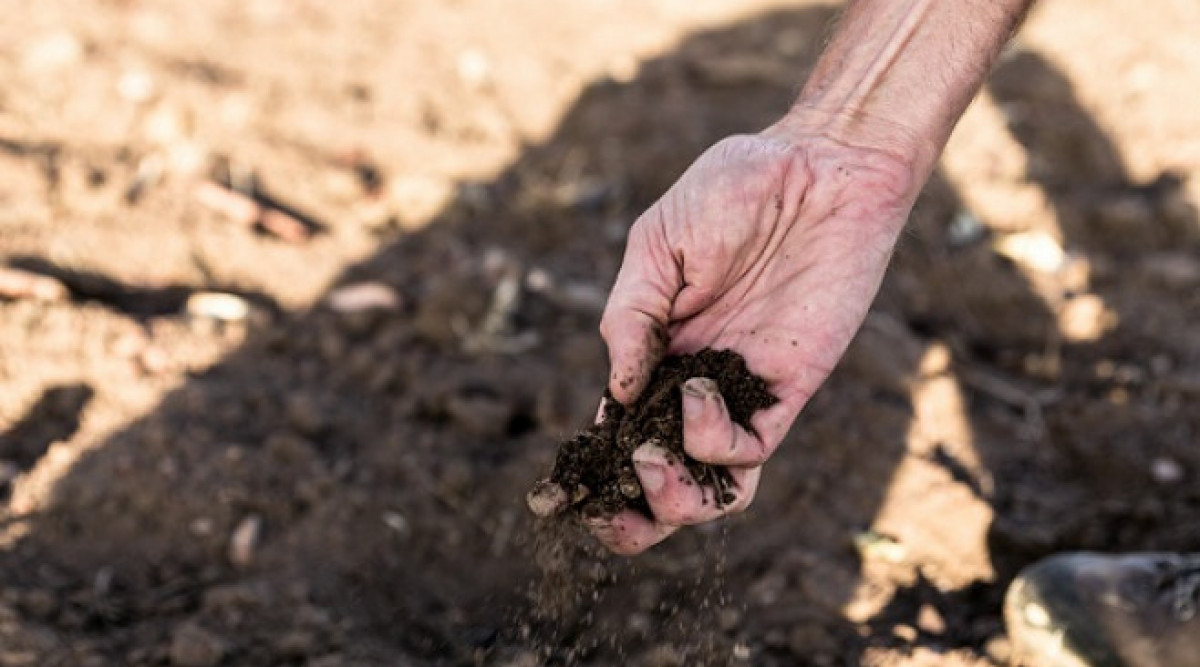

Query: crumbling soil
1,2,1199,666
536,348,777,518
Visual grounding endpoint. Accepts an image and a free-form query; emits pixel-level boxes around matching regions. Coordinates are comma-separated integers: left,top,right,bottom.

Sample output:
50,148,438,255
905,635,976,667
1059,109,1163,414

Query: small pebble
917,603,947,635
118,69,157,102
382,511,410,536
947,209,986,247
524,267,553,292
892,624,918,642
1059,294,1111,342
229,514,262,567
617,474,642,499
186,292,250,322
189,517,214,537
526,480,568,518
326,282,400,313
993,230,1065,273
1151,457,1184,485
853,530,907,564
456,49,492,89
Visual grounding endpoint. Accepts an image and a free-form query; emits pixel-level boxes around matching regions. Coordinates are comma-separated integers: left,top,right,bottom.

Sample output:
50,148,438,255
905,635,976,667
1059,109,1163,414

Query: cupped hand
591,117,920,554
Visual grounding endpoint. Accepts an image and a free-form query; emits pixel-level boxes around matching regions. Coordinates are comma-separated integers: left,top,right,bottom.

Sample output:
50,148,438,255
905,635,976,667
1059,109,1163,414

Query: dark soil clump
530,348,778,519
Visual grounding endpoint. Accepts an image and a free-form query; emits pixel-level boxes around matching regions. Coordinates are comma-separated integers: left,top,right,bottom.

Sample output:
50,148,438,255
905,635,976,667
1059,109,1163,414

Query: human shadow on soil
1,5,1199,666
0,383,93,473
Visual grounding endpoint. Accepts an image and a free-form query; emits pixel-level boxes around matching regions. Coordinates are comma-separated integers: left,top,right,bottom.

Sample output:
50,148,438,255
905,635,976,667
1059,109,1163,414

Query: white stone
186,292,250,322
326,282,400,314
1059,294,1113,343
456,49,492,89
229,515,262,567
994,230,1066,273
118,69,156,103
1151,457,1185,485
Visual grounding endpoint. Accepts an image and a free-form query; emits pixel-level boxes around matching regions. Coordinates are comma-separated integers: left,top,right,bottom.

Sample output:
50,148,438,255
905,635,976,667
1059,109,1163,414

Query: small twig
957,364,1062,440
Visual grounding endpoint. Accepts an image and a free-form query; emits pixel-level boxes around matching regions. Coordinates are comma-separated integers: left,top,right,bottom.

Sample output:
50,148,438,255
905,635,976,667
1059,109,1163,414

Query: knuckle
743,449,770,467
685,419,733,459
654,500,698,526
598,317,614,345
739,437,772,466
597,306,619,341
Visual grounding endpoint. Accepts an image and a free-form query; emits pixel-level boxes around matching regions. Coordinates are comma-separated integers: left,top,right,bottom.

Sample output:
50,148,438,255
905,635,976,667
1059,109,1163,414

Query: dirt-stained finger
586,449,759,555
633,441,756,525
681,377,773,466
722,465,761,514
586,511,677,556
599,310,666,405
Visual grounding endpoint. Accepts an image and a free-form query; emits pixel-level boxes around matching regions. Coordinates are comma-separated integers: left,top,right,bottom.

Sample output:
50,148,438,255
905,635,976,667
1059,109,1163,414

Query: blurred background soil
1,1,1199,665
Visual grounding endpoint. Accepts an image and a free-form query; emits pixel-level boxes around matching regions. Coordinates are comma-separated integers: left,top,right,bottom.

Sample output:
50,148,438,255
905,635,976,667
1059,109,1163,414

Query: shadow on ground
1,5,1199,666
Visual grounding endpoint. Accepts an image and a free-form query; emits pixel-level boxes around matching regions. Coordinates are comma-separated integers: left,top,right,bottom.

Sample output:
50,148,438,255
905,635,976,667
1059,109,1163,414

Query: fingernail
681,378,718,419
682,377,718,398
632,442,671,494
634,460,665,494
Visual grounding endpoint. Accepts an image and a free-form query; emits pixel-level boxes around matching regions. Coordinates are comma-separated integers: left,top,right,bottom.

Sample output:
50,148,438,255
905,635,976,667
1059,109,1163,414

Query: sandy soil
1,0,1199,665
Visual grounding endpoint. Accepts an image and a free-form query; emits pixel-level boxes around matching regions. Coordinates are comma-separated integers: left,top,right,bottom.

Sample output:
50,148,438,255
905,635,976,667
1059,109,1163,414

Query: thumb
599,218,680,405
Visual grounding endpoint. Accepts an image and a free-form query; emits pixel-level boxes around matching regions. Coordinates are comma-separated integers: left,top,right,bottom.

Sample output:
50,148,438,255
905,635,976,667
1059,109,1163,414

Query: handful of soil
527,348,778,519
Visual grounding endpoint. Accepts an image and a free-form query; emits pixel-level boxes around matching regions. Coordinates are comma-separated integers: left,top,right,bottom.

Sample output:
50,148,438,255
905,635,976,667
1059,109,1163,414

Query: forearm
779,0,1034,183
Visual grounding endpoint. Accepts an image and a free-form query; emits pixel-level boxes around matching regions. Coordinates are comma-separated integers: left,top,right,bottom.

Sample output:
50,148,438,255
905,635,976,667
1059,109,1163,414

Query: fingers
681,377,776,466
586,511,677,556
586,444,761,555
633,442,760,523
587,376,781,555
597,293,672,403
599,216,679,405
599,310,666,405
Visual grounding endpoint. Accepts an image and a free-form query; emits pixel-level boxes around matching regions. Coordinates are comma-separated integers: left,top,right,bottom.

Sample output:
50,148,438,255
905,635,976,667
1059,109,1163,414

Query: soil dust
2,1,1199,666
530,348,777,519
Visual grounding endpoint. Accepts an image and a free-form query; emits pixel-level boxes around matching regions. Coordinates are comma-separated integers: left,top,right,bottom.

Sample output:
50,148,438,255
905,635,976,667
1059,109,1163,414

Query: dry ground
1,1,1199,665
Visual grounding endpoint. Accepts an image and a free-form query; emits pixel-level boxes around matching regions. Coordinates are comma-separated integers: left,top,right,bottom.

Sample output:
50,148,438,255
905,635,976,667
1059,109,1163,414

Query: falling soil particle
529,348,777,519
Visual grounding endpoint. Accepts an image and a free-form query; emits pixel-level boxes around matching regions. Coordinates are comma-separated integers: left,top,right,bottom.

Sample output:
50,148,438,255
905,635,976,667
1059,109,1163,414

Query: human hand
591,115,920,554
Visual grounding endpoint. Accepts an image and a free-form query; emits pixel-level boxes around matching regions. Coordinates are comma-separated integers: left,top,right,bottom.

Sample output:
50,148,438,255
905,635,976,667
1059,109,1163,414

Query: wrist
761,107,930,207
767,105,936,185
773,0,1035,189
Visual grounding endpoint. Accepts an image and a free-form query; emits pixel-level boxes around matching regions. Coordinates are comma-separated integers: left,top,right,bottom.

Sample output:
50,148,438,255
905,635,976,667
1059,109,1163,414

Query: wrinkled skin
592,121,919,554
